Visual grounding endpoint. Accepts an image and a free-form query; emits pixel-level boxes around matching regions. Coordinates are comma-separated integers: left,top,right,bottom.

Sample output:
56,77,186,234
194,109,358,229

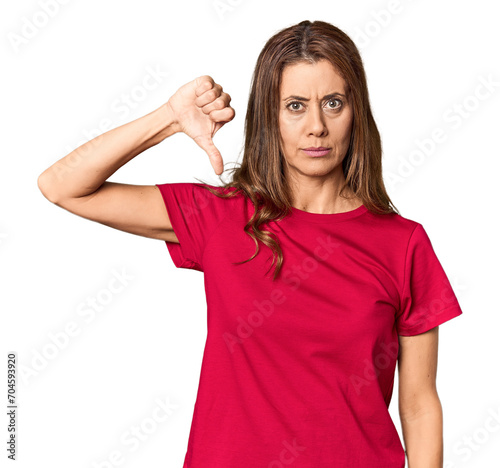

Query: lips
302,147,331,157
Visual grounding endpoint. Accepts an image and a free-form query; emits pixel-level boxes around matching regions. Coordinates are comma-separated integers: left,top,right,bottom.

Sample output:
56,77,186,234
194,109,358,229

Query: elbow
37,170,61,205
399,392,442,423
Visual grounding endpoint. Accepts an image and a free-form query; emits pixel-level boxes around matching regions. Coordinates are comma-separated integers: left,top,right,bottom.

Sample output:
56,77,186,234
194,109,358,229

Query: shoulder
155,182,247,227
187,184,252,223
192,183,247,206
362,208,423,248
365,207,420,229
162,182,244,205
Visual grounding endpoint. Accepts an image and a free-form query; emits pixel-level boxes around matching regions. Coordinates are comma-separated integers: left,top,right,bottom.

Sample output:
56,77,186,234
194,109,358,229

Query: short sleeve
155,182,230,272
396,223,463,336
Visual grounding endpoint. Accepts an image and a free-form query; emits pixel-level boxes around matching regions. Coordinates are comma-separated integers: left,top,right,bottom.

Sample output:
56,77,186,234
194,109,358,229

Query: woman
38,20,462,468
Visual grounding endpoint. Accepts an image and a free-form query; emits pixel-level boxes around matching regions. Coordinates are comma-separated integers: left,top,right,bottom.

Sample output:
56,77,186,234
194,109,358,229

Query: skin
278,59,363,214
279,60,443,466
398,328,444,467
38,70,443,466
37,76,233,244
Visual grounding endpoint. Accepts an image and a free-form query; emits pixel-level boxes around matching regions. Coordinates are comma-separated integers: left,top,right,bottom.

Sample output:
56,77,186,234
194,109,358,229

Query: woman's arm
398,327,443,468
38,104,178,203
37,75,234,241
38,104,179,241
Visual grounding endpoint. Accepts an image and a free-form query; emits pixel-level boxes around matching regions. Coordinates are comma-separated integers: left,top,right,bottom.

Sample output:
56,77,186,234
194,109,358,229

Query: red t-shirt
156,182,463,468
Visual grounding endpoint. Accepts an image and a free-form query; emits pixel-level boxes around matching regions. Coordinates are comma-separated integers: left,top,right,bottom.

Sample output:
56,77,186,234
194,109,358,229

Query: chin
297,162,338,178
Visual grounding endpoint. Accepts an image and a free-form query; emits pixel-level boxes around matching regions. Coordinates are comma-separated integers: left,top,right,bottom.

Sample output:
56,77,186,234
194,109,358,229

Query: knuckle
198,77,213,92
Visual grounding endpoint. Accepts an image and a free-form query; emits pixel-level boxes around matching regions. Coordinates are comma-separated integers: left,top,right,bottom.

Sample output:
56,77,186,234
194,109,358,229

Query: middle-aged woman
38,19,463,468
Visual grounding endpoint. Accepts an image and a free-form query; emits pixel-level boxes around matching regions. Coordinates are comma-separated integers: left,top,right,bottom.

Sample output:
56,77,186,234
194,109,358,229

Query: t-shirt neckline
288,204,368,223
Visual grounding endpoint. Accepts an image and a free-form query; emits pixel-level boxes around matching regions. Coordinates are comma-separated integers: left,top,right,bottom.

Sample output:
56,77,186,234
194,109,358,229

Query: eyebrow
282,92,346,101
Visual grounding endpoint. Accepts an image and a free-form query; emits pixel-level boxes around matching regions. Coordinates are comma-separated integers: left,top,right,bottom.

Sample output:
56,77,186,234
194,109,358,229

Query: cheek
330,116,353,142
339,123,352,140
341,111,354,135
279,118,296,147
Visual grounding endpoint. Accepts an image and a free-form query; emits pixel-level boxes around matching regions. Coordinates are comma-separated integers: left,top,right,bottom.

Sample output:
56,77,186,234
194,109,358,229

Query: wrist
151,102,181,143
162,101,181,135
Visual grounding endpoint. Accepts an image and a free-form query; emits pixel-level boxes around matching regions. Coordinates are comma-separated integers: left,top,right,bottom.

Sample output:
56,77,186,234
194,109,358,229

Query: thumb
194,135,224,175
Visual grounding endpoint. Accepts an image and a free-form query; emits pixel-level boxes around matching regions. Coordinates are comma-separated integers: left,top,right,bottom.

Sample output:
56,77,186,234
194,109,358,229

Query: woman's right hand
166,75,235,175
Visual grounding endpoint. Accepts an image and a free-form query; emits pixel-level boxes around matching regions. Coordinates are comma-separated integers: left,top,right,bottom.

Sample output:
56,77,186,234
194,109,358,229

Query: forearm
400,398,443,468
38,103,178,202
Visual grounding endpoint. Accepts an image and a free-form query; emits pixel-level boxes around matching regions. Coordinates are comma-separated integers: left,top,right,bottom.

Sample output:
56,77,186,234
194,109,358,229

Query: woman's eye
327,99,342,109
286,99,343,112
287,101,303,111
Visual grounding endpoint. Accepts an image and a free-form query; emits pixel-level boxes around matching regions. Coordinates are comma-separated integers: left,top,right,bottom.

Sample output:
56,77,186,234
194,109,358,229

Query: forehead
280,60,347,96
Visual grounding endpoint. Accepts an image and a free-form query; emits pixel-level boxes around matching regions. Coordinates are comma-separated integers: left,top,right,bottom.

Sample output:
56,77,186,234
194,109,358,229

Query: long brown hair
196,19,399,281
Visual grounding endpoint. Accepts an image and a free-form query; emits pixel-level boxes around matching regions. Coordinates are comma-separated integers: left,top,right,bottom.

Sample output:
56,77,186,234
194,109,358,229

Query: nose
306,104,328,136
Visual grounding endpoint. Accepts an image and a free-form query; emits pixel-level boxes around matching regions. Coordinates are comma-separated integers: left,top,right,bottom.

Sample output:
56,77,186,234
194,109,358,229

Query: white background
2,0,499,467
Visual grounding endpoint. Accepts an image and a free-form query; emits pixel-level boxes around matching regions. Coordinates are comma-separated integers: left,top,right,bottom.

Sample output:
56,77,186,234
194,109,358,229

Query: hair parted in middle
196,19,398,281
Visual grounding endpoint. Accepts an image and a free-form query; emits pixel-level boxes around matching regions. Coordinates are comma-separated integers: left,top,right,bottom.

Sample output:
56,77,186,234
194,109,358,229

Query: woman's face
278,59,353,181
